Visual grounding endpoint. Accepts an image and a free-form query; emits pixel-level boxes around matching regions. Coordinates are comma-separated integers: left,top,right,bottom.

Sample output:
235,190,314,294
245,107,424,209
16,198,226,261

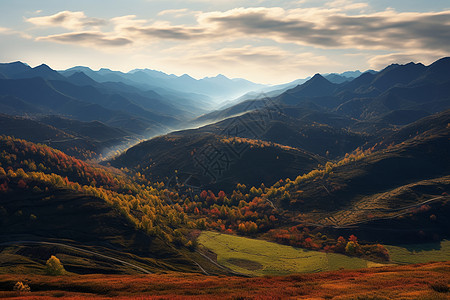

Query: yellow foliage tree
45,255,66,275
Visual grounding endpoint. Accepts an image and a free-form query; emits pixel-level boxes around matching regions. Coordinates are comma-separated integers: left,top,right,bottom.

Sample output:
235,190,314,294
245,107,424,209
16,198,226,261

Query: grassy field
386,240,450,264
1,262,449,299
198,231,385,276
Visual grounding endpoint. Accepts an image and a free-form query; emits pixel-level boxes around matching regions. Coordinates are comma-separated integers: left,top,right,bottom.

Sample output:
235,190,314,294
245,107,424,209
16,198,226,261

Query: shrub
430,281,450,293
13,281,30,292
354,296,387,300
45,255,66,275
345,241,358,255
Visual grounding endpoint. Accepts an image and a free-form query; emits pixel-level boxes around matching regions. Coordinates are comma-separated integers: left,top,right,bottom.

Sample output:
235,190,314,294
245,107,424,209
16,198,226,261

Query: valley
0,56,449,298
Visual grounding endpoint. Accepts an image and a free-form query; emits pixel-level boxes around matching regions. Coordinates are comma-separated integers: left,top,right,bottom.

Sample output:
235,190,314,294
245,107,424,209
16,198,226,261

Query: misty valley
0,56,449,299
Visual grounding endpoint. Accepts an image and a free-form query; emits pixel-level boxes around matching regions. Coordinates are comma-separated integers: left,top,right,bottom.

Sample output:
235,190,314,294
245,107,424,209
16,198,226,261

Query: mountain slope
0,136,228,275
0,77,168,135
258,110,450,243
193,107,368,158
109,131,325,192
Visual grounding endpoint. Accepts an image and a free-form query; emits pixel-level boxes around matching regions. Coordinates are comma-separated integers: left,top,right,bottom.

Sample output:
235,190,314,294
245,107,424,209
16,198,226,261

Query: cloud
199,7,450,52
26,8,450,78
188,46,335,69
0,27,32,39
325,0,369,11
122,25,206,40
28,8,450,53
26,11,106,30
36,32,132,47
157,8,191,17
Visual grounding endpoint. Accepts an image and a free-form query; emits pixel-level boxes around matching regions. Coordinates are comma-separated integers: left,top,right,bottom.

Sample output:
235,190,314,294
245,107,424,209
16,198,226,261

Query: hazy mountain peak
308,73,331,84
65,66,93,72
98,68,116,75
203,74,231,81
0,61,32,77
215,74,228,79
130,68,172,78
1,61,29,67
34,63,52,70
180,73,195,80
428,56,450,69
67,71,98,86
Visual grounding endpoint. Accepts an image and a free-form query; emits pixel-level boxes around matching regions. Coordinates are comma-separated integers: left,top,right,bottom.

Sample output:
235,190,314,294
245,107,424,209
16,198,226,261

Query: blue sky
1,0,449,83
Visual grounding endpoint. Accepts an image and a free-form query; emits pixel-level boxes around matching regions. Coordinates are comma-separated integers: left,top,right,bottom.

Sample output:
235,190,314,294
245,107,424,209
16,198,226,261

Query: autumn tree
13,281,30,292
345,235,362,256
45,255,66,275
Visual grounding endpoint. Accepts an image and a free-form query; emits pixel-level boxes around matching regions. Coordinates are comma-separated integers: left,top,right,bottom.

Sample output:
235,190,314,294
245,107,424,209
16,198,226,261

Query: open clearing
386,240,450,264
198,231,384,276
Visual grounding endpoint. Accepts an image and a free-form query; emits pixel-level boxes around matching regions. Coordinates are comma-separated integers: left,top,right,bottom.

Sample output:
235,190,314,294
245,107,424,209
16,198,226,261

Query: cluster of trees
169,184,390,260
0,136,193,248
0,136,133,192
65,146,98,160
221,136,296,151
267,146,375,197
172,188,279,236
266,228,389,261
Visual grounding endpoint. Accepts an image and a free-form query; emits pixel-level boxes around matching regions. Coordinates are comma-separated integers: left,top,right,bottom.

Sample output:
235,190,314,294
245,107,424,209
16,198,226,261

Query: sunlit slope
198,231,384,276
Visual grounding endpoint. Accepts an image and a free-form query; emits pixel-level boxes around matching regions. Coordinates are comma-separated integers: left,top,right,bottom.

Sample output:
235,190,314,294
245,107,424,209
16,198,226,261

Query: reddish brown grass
0,261,449,299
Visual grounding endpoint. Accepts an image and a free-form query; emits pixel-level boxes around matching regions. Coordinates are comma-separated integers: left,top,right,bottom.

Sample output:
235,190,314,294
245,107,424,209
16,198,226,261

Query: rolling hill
0,136,229,275
261,110,450,243
109,131,325,192
0,114,132,160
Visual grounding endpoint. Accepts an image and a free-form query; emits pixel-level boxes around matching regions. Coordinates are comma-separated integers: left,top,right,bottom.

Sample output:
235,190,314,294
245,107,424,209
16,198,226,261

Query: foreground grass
0,261,448,299
198,231,384,276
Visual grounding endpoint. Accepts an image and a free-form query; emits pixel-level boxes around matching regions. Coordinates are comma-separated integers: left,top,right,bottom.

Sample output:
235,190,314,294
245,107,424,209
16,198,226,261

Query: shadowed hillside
109,131,325,192
0,136,230,275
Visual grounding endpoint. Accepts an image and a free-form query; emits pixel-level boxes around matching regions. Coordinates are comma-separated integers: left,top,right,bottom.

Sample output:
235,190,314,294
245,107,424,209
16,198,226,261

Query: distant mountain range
60,66,265,103
217,70,372,110
111,57,450,194
1,58,449,161
0,60,382,154
195,58,450,125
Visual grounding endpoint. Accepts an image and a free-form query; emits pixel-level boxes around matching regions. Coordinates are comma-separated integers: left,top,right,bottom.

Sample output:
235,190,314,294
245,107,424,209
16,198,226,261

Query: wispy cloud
199,7,450,51
27,8,450,53
0,27,32,39
157,8,195,17
26,11,106,30
121,24,206,40
325,0,369,11
36,32,132,47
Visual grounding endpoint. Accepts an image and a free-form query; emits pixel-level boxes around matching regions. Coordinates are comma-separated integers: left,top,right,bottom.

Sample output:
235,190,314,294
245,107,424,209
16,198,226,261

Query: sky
0,0,449,84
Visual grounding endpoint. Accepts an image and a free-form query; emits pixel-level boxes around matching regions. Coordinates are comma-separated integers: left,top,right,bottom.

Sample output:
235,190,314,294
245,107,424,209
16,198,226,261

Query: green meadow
386,240,450,264
198,231,383,276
